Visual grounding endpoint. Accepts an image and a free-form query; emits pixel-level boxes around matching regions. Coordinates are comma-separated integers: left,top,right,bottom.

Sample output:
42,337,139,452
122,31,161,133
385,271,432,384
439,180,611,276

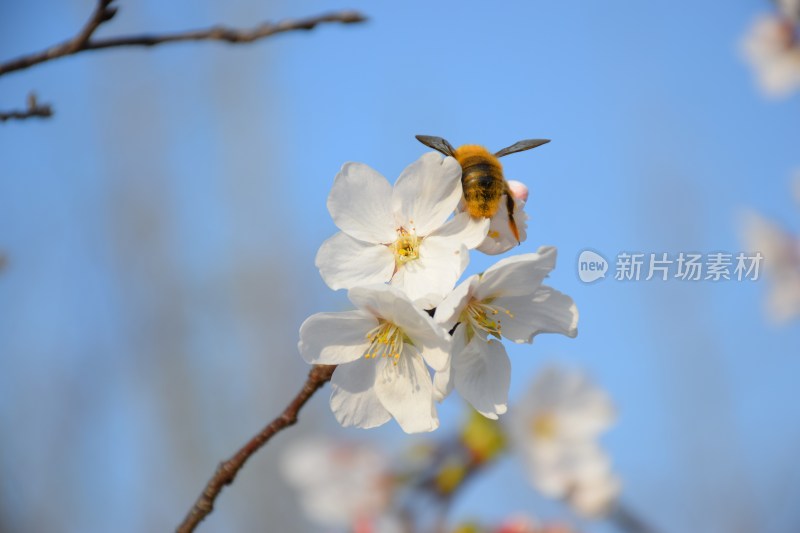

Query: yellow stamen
364,321,406,366
460,299,514,340
391,228,421,266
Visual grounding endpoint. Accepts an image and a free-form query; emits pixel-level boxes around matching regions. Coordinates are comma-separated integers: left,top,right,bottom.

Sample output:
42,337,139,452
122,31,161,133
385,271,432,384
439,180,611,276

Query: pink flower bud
507,180,529,202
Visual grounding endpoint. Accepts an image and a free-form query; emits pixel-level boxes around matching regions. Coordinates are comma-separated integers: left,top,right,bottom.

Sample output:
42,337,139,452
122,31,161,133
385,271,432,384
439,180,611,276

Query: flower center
391,228,421,266
364,321,407,365
531,412,558,440
461,299,514,340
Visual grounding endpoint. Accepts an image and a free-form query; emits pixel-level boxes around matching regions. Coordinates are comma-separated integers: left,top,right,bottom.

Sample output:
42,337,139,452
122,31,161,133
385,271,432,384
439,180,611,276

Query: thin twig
0,93,53,122
0,3,366,77
176,364,336,533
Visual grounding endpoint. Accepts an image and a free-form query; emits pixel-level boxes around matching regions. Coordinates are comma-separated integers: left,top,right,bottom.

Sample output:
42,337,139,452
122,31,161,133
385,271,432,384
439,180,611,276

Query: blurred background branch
177,364,336,533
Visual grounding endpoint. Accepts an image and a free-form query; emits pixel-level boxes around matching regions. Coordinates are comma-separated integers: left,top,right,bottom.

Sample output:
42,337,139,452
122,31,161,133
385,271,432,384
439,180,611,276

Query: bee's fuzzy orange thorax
452,145,503,170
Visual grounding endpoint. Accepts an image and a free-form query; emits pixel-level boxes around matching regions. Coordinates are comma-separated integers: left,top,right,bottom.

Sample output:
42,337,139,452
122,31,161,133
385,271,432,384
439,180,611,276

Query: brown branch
0,4,366,77
176,364,337,533
0,93,53,122
0,0,117,76
82,11,366,51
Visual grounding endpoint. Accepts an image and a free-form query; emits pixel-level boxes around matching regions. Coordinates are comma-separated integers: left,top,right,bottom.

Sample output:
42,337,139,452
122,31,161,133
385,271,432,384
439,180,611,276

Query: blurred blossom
356,515,407,533
316,152,489,308
452,516,575,533
298,284,451,433
535,526,574,533
493,515,542,533
564,450,621,517
741,210,800,321
742,13,800,97
434,248,578,419
510,366,619,518
779,0,800,22
281,438,393,528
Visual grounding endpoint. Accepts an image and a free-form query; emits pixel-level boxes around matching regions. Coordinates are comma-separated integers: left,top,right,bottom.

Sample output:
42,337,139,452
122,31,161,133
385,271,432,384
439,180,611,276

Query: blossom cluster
298,152,579,433
282,366,619,532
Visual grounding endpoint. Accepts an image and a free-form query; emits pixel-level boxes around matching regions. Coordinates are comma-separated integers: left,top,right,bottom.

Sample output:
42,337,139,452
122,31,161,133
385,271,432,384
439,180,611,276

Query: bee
415,135,550,243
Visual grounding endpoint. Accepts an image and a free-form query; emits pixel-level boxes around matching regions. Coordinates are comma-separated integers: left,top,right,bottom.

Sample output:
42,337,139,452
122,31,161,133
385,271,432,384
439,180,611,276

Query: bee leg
505,190,520,244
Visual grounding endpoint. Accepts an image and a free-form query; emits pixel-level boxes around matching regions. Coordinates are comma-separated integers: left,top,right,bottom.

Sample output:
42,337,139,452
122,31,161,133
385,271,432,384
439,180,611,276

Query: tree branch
82,10,367,51
0,3,366,77
0,93,53,123
176,364,337,533
0,0,117,76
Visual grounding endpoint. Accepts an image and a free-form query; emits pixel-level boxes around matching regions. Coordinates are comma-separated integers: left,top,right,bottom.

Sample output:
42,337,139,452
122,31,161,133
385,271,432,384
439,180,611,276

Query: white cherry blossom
316,152,489,308
432,247,578,418
298,284,451,433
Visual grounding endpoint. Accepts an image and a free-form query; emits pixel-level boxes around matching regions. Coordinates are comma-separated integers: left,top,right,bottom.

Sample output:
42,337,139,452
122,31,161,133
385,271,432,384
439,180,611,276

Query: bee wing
494,139,550,158
415,135,456,157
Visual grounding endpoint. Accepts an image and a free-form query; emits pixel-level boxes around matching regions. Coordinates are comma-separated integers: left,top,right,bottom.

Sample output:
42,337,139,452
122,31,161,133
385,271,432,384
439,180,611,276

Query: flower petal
393,214,487,308
497,286,579,343
330,359,392,429
316,232,395,291
476,246,557,300
392,152,463,235
348,284,413,320
328,162,396,243
379,292,451,372
433,325,467,401
433,275,479,332
430,211,491,250
374,349,439,433
477,195,528,255
390,258,458,310
452,337,511,419
298,310,377,365
346,285,451,372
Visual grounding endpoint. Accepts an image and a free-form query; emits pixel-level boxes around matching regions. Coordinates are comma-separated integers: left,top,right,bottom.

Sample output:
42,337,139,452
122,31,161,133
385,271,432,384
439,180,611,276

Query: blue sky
1,1,799,532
